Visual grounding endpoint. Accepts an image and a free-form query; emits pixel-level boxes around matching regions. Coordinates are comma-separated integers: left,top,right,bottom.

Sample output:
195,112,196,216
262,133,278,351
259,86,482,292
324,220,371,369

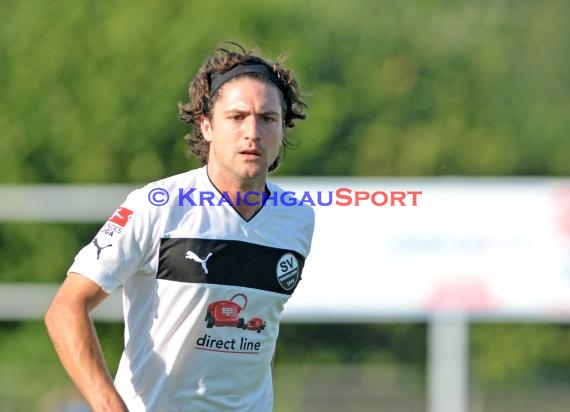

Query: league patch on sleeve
108,207,134,227
98,206,135,238
99,221,124,237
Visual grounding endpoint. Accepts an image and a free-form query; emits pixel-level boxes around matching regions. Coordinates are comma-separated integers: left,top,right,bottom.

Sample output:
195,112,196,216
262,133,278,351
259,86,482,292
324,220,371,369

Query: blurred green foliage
1,0,569,183
1,0,570,407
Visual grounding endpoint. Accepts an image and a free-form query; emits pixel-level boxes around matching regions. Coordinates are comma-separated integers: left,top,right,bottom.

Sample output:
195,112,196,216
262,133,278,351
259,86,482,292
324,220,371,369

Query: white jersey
69,166,315,411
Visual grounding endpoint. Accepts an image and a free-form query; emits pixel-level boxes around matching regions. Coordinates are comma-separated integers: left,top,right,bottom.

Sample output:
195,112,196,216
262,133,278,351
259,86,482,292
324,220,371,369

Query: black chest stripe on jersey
157,238,305,295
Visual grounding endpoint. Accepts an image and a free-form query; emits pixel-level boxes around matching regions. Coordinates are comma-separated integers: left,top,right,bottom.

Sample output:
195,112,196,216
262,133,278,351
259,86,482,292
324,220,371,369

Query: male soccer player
45,42,315,411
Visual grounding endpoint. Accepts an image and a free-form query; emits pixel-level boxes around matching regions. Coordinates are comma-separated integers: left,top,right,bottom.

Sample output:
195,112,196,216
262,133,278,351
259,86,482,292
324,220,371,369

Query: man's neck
206,166,268,221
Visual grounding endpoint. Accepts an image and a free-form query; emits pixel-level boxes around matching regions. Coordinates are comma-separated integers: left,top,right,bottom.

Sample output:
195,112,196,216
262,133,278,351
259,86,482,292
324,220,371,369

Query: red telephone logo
205,293,266,333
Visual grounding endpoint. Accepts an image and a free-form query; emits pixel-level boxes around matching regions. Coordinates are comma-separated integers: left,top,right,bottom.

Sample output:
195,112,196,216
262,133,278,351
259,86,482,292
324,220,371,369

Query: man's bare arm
45,272,128,412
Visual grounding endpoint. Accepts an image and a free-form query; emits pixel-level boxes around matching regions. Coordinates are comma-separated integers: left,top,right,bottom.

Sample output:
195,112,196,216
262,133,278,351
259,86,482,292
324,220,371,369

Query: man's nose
244,116,261,140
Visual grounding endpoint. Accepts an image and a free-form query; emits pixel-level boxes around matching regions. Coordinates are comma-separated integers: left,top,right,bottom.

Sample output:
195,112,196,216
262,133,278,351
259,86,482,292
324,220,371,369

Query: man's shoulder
118,167,205,214
146,167,204,190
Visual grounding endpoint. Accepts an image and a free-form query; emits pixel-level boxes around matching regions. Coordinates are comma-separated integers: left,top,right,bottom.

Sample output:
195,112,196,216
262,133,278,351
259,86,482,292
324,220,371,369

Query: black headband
208,63,284,99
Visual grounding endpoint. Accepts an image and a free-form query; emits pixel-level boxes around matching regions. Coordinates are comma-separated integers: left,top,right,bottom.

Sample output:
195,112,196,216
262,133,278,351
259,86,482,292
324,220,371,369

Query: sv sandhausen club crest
276,253,300,290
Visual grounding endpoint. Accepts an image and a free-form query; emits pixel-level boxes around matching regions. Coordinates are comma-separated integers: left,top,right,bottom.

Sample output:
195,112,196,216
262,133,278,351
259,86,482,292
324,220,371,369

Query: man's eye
263,116,276,123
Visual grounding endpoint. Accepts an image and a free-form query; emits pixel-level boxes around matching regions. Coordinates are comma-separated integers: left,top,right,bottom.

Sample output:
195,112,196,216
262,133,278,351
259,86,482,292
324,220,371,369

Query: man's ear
200,115,213,142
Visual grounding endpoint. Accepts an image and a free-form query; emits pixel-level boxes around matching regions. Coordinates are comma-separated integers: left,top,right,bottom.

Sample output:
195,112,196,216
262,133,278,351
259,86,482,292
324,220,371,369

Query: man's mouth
240,149,261,158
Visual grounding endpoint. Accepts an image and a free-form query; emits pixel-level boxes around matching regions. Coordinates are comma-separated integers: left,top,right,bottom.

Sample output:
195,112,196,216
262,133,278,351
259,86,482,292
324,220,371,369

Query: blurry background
1,0,570,411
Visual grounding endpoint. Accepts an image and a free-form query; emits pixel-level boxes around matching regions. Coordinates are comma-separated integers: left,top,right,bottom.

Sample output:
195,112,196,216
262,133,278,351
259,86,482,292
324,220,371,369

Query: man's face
200,76,284,188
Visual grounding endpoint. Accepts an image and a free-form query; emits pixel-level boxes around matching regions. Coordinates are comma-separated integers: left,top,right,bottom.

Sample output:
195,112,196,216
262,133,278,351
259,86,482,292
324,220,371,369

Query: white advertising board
279,178,570,320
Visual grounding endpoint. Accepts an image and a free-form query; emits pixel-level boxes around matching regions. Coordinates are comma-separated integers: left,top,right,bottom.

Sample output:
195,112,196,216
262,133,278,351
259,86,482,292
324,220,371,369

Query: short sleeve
68,187,158,294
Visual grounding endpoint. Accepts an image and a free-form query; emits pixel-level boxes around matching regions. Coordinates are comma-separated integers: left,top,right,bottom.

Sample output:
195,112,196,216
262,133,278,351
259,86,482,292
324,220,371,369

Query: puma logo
185,251,213,274
92,238,112,260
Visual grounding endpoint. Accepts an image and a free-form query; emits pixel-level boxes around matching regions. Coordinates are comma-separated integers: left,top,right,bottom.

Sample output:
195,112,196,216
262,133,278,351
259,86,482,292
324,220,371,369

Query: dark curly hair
178,41,307,172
